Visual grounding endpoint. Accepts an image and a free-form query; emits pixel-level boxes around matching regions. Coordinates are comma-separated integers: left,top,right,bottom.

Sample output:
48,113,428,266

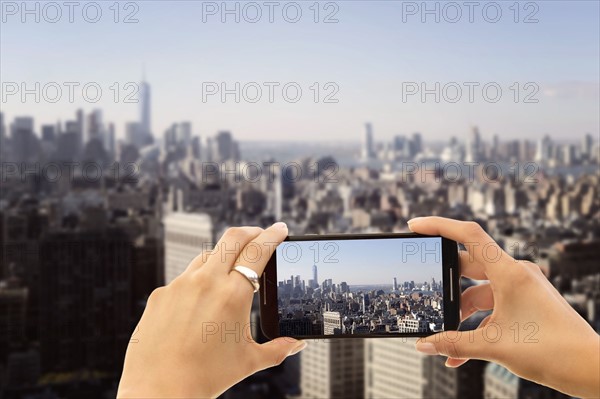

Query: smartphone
259,233,460,339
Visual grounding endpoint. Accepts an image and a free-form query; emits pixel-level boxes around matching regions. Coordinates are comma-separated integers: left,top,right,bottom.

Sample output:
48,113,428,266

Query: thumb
414,330,490,361
254,337,307,371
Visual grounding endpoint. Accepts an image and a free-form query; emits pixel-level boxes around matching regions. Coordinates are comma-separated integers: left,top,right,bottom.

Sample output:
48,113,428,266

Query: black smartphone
259,233,460,339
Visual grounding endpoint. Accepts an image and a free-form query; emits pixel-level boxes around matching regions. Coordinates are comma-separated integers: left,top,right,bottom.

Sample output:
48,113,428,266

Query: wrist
558,332,600,399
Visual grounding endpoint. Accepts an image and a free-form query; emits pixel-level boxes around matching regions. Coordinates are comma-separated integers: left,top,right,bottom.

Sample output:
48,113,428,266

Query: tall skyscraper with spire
139,66,152,140
126,67,153,149
312,264,318,288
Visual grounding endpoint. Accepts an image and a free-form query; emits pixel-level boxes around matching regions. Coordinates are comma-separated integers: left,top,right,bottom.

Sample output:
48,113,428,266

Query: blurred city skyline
1,1,599,141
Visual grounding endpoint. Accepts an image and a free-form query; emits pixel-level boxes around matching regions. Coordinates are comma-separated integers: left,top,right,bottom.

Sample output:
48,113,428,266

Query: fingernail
415,342,438,355
272,222,287,230
445,360,457,368
289,341,307,355
407,217,423,225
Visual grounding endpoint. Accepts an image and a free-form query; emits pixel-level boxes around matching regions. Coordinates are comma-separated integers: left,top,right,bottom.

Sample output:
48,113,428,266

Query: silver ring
232,266,260,293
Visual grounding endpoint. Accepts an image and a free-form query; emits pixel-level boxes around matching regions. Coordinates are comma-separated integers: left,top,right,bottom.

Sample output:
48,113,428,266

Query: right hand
408,217,599,399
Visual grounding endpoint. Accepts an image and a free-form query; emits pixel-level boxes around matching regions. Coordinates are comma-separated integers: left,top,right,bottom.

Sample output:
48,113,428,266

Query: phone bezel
259,233,460,340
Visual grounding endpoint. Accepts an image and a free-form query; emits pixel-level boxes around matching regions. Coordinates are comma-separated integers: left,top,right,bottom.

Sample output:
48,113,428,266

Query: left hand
117,222,307,398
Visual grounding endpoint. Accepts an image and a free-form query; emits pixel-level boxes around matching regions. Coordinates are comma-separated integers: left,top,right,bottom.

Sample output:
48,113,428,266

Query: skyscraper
163,212,213,284
105,123,116,161
581,133,594,160
322,311,343,335
216,131,237,161
262,161,282,221
362,123,375,161
76,108,84,153
465,126,482,163
86,109,102,143
365,339,432,398
312,264,318,288
484,363,568,399
535,134,553,163
139,79,151,138
429,356,485,398
10,117,38,162
393,135,408,159
39,229,133,373
178,122,192,146
300,339,364,399
0,112,7,161
411,132,423,156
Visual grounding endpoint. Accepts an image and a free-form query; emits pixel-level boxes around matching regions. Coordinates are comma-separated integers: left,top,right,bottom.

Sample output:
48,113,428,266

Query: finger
185,251,211,273
408,217,505,274
230,222,288,276
414,328,491,361
459,251,487,280
460,283,494,322
445,313,494,368
252,337,307,371
204,227,263,273
446,357,467,368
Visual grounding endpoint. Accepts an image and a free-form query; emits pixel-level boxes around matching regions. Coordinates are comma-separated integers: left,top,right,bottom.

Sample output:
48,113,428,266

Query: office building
362,123,375,161
163,212,213,284
86,109,104,143
323,311,343,335
11,117,38,162
398,318,429,333
105,123,116,160
465,126,482,163
429,356,485,398
581,133,594,160
38,229,132,372
216,131,239,161
484,363,568,399
0,284,28,352
300,339,364,399
365,339,432,399
535,134,553,163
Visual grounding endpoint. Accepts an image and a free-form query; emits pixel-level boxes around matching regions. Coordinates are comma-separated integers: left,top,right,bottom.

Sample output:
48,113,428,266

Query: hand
117,223,307,399
409,217,600,399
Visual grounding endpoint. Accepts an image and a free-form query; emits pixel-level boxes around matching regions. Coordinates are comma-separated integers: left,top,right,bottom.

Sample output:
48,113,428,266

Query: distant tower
465,126,482,163
86,109,103,144
215,131,234,162
393,277,398,291
581,133,594,160
535,134,553,163
312,265,318,288
139,67,152,141
411,132,422,156
362,123,375,161
105,123,116,160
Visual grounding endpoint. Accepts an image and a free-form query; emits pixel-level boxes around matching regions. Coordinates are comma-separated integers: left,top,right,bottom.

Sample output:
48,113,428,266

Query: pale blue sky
1,1,598,142
276,237,442,285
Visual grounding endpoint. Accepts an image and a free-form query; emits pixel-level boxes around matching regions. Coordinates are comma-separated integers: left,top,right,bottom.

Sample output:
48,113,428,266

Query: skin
409,217,600,399
118,218,600,399
117,222,307,399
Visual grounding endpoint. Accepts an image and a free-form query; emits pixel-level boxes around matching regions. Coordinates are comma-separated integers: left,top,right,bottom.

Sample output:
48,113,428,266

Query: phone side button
263,274,267,305
449,268,454,302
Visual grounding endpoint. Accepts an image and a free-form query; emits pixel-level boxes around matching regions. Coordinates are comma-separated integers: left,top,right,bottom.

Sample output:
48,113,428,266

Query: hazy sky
276,237,442,285
1,1,598,142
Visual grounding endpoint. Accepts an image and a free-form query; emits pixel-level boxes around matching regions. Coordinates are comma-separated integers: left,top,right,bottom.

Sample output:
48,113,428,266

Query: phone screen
275,236,445,337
